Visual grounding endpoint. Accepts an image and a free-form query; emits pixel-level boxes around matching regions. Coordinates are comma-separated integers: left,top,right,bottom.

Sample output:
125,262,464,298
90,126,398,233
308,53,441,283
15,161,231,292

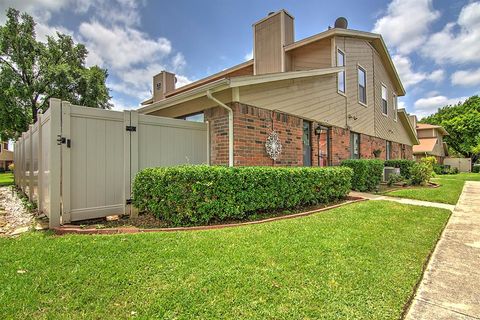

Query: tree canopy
0,8,111,140
420,95,480,164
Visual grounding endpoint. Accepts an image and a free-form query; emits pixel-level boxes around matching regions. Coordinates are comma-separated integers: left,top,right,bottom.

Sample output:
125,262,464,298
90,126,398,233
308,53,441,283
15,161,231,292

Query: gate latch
126,126,136,132
57,135,71,148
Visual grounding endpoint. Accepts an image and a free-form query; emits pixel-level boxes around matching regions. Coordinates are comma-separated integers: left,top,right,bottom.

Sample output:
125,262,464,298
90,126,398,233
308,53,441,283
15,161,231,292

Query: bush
433,164,443,175
387,173,404,186
132,165,353,226
473,165,480,173
410,163,432,185
384,159,416,179
0,167,4,173
420,156,437,168
8,163,14,171
449,167,459,174
341,159,384,192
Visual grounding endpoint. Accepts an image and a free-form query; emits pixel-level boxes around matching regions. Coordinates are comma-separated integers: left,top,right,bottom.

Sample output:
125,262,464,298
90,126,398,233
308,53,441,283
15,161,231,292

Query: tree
0,8,112,140
421,95,480,164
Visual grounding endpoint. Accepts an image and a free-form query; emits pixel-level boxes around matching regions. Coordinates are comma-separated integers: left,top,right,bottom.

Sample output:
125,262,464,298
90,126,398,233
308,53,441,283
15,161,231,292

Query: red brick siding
205,102,414,166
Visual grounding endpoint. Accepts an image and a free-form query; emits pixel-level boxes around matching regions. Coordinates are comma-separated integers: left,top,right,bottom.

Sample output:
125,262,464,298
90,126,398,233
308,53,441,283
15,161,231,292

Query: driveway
406,181,480,319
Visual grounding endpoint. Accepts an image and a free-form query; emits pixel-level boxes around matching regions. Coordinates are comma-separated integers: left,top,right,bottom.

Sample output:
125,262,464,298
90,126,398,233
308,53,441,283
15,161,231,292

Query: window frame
381,83,388,117
393,93,398,121
357,65,367,107
176,111,205,123
336,48,346,95
350,132,361,159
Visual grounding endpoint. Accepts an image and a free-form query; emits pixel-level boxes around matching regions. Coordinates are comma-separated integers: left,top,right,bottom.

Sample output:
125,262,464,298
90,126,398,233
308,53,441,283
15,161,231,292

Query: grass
386,172,480,205
0,172,14,187
0,201,450,319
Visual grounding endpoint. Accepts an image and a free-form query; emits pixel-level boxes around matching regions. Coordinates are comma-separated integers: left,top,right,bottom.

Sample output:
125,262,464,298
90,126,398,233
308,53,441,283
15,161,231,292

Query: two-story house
0,141,13,171
413,123,449,164
139,10,418,167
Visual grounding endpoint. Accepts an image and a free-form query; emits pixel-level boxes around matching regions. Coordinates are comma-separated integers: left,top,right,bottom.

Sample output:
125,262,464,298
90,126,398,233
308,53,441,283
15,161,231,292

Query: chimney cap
334,17,348,29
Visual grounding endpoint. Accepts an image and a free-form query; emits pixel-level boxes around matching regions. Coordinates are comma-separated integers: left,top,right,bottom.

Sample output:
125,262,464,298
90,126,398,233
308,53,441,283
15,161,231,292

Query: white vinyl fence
15,98,208,227
444,157,472,173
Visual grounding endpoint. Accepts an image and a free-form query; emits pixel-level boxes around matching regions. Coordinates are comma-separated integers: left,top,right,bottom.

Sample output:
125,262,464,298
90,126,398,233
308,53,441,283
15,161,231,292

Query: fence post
61,101,71,223
37,114,44,214
21,133,26,192
129,111,139,218
28,125,34,200
49,98,62,228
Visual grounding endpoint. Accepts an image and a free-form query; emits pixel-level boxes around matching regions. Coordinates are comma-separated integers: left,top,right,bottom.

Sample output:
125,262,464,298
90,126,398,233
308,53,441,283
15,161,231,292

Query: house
0,141,13,171
413,123,449,164
139,10,419,167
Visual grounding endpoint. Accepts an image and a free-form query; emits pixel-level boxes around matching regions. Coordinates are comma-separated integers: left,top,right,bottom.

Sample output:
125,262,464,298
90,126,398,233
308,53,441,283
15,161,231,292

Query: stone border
52,197,367,235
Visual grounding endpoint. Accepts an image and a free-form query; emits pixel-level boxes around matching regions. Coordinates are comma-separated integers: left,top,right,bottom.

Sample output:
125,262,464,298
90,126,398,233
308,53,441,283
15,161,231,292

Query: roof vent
334,17,348,29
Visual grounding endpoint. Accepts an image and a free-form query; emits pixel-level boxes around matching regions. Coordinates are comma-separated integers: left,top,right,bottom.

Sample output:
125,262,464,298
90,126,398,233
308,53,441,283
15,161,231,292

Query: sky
1,0,479,119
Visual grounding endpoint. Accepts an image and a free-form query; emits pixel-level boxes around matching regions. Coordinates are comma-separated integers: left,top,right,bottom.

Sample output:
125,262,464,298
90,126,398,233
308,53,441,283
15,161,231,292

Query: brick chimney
153,71,176,102
253,9,294,75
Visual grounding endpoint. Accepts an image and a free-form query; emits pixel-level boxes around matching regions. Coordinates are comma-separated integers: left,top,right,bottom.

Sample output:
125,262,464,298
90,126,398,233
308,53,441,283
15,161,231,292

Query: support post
49,98,62,228
123,110,131,217
61,101,71,223
37,114,44,214
28,125,34,201
130,111,139,218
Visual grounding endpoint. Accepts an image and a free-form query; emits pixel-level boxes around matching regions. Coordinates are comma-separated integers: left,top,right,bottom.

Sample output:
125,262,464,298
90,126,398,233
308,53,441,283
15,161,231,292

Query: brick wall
205,102,414,166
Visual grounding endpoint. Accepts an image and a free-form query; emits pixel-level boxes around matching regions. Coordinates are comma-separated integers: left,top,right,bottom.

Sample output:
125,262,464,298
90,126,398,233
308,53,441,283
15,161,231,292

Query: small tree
0,8,112,140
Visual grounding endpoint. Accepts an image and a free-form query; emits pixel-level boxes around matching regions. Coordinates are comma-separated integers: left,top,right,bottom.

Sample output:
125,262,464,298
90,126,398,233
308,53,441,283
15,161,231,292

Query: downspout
206,90,234,167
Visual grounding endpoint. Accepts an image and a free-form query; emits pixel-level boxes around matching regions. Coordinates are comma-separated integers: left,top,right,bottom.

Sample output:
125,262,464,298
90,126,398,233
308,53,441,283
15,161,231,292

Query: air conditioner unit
383,166,400,182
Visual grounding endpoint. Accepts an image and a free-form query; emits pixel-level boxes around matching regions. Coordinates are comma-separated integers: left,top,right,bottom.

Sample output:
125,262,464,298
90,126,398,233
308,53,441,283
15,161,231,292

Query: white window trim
357,64,367,107
381,83,388,117
393,93,398,121
336,47,346,96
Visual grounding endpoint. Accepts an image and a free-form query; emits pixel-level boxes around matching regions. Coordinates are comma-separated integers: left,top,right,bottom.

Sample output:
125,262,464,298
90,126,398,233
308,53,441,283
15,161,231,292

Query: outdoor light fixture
314,125,323,135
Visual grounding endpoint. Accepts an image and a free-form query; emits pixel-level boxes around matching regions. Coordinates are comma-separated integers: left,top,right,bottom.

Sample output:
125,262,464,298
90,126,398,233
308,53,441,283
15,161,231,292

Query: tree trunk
31,100,38,123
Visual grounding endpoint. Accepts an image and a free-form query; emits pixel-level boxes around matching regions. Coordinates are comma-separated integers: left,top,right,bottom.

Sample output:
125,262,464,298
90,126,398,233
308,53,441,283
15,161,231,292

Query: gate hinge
57,135,66,145
126,126,136,132
126,199,132,205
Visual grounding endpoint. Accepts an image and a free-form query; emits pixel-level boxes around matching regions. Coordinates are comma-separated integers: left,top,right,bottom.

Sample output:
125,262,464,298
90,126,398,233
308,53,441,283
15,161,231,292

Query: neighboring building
139,10,418,167
0,141,13,171
413,123,449,164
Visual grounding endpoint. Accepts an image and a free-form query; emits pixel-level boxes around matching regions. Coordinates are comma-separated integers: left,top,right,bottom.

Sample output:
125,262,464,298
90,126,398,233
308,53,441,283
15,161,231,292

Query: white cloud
451,68,480,86
413,95,468,118
172,53,186,71
372,0,440,54
423,2,480,64
175,75,193,88
244,51,253,61
392,55,444,88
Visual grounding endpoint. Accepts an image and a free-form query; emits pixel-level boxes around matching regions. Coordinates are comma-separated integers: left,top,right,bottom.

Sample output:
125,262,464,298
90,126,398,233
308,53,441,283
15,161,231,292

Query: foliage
0,172,13,186
372,149,382,158
7,162,13,171
132,165,353,226
0,8,112,140
421,95,480,164
420,156,437,168
387,173,480,204
473,165,480,173
449,167,459,174
341,159,384,192
409,162,433,186
0,201,450,319
384,159,416,179
387,173,404,186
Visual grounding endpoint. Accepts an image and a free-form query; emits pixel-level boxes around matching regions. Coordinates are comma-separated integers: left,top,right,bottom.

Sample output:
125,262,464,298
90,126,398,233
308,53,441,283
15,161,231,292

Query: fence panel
444,157,472,173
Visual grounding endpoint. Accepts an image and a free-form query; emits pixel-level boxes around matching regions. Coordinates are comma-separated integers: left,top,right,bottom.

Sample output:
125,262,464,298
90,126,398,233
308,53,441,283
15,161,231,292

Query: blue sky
1,0,479,118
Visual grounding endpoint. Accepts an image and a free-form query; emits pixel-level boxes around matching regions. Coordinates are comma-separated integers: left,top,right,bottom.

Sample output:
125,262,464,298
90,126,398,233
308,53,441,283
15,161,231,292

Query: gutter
206,90,234,167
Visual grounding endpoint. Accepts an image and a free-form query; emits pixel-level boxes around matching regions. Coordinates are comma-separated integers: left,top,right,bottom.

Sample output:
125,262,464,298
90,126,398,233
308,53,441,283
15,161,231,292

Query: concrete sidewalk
349,191,455,211
406,181,480,319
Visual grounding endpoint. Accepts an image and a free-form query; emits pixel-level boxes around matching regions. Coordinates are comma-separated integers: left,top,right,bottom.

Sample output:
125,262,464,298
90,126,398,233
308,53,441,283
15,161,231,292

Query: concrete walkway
349,191,455,211
405,181,480,319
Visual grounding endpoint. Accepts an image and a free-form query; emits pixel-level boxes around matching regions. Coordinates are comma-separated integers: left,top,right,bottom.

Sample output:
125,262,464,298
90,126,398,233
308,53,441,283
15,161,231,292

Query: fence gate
15,99,208,227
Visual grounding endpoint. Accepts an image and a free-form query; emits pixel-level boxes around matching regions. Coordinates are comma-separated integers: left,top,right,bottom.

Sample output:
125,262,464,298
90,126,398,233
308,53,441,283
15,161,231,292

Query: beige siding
148,90,232,118
240,74,347,128
254,14,282,74
417,128,436,138
289,38,332,71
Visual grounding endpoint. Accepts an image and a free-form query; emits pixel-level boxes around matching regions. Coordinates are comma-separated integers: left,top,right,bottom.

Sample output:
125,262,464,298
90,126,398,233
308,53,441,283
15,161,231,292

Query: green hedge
341,159,384,192
472,165,480,173
384,159,416,179
132,165,353,226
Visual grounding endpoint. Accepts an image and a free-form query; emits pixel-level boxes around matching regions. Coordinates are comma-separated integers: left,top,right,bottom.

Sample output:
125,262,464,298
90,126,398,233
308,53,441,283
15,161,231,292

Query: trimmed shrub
384,159,415,179
387,173,404,186
341,159,384,192
472,165,480,173
132,165,353,226
410,162,432,185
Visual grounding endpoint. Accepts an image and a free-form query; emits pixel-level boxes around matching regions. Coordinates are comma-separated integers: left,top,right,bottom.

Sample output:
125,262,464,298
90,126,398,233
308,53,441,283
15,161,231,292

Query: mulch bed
53,196,367,235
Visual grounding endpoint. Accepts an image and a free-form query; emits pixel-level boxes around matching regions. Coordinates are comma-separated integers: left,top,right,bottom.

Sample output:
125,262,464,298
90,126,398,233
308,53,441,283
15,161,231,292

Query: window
337,49,345,94
393,94,398,121
386,141,392,160
358,67,367,105
381,84,388,115
177,112,204,123
350,132,360,159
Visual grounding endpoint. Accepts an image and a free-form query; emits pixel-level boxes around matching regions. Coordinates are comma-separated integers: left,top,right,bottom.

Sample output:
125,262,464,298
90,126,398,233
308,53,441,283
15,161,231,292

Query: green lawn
386,173,480,205
0,201,450,319
0,172,14,187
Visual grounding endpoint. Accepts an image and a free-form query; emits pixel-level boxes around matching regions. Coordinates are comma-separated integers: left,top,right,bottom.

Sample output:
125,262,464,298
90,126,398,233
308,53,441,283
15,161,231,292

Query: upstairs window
337,49,345,94
381,84,388,115
358,67,367,105
393,94,398,121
